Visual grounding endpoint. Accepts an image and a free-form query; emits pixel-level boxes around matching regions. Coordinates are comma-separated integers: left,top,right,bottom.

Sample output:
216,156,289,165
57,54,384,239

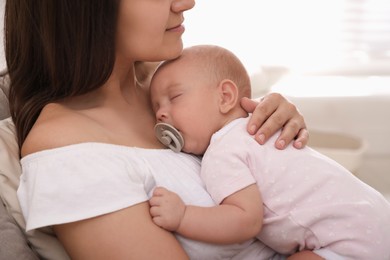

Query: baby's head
150,44,251,155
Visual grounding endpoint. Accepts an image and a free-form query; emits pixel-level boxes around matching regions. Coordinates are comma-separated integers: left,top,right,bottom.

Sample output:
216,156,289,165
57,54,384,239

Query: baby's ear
218,79,239,114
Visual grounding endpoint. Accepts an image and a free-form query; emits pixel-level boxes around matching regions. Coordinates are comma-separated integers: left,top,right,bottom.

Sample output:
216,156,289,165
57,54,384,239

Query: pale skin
149,45,322,259
19,1,309,259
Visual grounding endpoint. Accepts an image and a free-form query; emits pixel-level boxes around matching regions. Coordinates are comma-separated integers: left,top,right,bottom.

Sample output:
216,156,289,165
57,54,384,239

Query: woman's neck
59,61,161,148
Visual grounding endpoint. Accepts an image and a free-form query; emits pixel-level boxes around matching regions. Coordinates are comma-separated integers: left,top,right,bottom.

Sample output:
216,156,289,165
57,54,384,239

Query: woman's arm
54,202,189,260
150,185,263,245
241,93,309,149
287,250,324,260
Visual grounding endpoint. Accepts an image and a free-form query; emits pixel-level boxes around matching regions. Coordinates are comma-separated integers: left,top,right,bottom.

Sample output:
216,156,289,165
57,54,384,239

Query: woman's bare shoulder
21,103,107,156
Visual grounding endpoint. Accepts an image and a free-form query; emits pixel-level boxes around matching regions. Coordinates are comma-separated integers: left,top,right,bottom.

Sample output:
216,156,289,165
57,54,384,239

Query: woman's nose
172,0,195,13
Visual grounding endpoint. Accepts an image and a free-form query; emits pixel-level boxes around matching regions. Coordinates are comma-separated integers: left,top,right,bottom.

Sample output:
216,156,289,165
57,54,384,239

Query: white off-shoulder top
17,142,283,260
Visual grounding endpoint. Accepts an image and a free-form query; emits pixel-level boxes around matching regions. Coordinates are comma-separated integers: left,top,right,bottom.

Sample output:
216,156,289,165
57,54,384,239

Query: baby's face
150,59,221,155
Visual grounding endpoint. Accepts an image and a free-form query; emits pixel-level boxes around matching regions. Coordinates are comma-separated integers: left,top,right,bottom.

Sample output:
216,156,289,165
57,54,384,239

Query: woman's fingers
293,127,309,149
273,113,307,149
241,93,308,149
240,96,276,140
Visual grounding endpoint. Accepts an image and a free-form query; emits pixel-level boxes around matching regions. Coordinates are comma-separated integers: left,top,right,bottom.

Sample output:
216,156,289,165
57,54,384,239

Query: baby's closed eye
169,93,182,101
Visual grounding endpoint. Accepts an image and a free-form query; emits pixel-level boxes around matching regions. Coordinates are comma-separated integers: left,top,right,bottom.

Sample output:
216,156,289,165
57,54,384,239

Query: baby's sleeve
201,137,257,205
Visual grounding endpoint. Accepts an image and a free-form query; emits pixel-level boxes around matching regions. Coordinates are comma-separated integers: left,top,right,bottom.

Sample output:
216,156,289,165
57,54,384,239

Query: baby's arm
149,184,263,244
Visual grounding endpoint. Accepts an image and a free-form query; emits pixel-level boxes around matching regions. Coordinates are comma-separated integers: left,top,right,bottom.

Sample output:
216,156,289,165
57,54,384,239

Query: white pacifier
154,123,184,153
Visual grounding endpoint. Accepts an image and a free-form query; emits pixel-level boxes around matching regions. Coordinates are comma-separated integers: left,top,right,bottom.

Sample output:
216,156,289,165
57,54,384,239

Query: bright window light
183,0,390,76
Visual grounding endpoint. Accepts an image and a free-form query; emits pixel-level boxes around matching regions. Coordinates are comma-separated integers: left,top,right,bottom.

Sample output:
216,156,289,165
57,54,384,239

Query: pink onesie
201,117,390,259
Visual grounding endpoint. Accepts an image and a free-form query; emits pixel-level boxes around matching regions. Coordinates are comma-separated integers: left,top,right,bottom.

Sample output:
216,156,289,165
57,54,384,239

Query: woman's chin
163,42,184,60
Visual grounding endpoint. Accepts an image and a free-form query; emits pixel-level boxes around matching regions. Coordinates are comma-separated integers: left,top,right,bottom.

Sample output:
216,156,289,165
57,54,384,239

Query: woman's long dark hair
4,1,119,148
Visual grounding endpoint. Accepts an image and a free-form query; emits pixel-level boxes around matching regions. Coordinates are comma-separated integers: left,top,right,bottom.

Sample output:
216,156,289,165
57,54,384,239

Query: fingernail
277,140,285,149
257,134,265,144
295,141,302,149
249,125,256,134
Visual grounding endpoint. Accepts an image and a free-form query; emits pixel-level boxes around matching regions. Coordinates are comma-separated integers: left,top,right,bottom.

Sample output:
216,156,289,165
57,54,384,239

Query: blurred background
183,0,390,199
0,0,389,199
184,0,390,79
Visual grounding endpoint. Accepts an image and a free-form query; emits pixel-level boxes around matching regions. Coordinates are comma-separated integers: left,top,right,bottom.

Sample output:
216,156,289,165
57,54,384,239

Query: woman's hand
241,93,309,150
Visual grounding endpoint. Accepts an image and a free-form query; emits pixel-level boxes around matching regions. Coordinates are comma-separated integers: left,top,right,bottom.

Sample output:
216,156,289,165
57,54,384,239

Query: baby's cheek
181,139,197,155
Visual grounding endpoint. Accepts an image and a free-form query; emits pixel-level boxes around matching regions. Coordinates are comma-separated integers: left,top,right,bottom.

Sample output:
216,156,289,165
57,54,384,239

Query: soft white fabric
314,248,345,260
18,142,284,259
201,117,390,260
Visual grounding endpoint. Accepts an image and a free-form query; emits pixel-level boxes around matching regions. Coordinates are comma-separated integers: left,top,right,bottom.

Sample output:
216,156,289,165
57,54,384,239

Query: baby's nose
156,108,168,123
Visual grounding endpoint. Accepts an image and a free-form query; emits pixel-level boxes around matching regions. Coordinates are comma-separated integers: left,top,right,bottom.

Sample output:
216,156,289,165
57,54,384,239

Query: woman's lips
167,24,185,33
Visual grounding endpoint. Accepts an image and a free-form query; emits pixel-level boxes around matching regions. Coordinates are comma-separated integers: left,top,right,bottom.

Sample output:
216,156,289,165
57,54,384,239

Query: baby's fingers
152,186,168,196
152,215,164,227
149,194,162,207
149,204,161,218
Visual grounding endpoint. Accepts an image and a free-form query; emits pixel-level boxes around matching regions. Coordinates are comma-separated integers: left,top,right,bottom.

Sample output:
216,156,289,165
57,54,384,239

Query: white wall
290,95,390,157
272,75,390,157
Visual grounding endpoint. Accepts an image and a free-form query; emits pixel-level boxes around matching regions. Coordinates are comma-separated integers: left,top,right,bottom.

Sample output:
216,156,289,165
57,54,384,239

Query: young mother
6,0,309,259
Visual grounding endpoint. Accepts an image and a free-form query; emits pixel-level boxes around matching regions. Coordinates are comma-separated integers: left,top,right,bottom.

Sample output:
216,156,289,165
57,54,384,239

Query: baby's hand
149,187,186,231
